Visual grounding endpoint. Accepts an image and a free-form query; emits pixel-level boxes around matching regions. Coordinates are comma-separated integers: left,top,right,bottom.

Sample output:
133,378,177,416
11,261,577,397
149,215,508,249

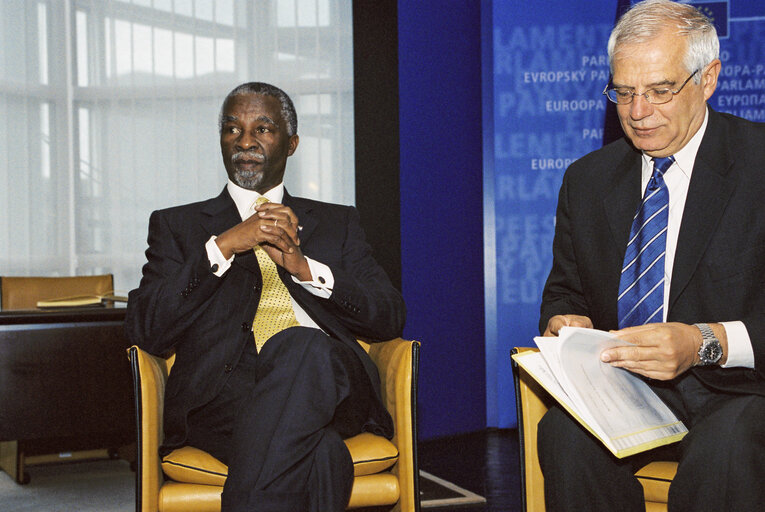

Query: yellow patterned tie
251,197,299,351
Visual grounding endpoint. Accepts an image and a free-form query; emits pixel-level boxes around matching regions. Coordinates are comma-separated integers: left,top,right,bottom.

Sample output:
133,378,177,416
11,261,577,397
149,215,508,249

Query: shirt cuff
720,321,755,368
205,235,234,277
292,257,334,298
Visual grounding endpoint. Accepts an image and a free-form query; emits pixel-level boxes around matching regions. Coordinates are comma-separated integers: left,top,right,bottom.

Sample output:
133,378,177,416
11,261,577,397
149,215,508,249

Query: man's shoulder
152,190,230,219
574,137,634,166
715,108,765,129
286,194,355,217
714,109,765,141
565,137,636,181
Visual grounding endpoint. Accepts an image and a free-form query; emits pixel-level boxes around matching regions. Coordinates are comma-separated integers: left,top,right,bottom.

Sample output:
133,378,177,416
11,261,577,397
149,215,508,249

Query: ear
701,59,721,101
287,135,299,156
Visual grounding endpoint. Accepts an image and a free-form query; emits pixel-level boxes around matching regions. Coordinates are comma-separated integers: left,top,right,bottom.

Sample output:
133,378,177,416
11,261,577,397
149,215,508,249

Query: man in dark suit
538,1,765,511
126,82,405,512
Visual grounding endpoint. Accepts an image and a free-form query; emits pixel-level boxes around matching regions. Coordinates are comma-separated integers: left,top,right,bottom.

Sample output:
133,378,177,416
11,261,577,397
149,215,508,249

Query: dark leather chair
129,338,421,512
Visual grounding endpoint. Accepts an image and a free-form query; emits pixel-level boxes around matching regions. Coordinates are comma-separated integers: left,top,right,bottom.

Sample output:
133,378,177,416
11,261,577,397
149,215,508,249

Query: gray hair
607,0,719,84
218,82,298,136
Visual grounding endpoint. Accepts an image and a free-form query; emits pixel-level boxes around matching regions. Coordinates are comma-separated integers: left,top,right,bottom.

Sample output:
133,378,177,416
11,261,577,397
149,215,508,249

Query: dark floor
417,428,523,512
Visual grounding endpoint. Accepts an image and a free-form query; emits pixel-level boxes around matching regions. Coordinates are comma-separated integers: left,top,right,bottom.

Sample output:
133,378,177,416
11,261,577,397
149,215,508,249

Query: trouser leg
537,405,645,512
220,327,370,512
668,392,765,512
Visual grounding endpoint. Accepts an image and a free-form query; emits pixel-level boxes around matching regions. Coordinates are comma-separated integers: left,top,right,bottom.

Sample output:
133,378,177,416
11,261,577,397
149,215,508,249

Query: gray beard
231,169,264,190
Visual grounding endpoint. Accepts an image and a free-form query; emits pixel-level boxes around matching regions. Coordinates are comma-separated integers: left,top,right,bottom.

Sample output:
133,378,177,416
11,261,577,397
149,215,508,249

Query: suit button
241,322,251,331
224,364,233,373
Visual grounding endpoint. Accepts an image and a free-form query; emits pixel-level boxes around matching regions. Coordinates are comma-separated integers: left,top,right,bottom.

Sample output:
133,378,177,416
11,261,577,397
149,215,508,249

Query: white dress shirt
204,181,336,330
639,108,753,368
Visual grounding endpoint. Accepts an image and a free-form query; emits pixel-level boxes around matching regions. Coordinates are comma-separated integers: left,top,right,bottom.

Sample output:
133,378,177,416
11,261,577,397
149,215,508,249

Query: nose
629,93,653,120
236,130,258,151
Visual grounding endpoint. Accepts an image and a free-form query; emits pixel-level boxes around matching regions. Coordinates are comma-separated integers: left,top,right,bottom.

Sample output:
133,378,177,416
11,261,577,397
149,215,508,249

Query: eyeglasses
602,69,700,105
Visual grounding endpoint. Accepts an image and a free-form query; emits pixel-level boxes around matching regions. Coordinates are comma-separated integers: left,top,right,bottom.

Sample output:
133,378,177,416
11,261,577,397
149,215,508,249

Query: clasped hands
215,202,312,281
544,314,723,380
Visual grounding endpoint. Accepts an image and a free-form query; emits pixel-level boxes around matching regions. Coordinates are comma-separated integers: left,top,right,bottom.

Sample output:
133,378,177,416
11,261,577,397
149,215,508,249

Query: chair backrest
129,346,173,512
0,274,114,310
367,339,420,512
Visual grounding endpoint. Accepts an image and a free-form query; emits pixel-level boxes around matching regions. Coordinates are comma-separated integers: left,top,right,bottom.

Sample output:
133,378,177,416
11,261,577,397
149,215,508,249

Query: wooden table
0,306,135,483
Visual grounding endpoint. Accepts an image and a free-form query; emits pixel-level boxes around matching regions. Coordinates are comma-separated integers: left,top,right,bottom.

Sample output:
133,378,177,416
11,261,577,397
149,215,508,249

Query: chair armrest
368,338,420,512
512,347,553,512
128,345,172,512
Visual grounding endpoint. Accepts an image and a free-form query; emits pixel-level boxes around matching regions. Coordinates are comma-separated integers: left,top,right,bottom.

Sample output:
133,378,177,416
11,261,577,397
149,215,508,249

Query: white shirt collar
226,180,285,221
641,107,709,180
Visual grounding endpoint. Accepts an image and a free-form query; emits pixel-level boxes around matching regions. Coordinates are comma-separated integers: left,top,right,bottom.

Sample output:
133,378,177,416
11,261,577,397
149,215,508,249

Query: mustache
232,150,265,163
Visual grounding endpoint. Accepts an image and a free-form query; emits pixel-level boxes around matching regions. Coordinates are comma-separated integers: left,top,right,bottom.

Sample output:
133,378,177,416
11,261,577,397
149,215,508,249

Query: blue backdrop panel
399,1,486,440
710,2,765,122
485,0,616,428
485,0,765,429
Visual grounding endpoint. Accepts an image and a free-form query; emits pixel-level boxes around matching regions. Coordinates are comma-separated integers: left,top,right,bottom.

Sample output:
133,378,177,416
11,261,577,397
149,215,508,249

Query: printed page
513,350,609,445
533,335,610,445
553,327,686,454
513,350,570,406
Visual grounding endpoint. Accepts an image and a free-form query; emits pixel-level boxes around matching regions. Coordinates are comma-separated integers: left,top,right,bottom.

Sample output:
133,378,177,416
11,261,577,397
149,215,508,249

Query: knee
538,407,588,454
670,396,765,507
537,406,590,468
262,326,332,359
709,412,765,480
684,397,765,466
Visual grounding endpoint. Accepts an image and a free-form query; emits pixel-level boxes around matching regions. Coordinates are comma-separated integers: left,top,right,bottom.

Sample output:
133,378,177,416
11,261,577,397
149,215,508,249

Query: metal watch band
694,323,723,365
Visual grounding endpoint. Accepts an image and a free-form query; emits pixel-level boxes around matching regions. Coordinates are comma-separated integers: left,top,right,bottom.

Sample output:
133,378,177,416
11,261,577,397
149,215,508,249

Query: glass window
0,0,354,292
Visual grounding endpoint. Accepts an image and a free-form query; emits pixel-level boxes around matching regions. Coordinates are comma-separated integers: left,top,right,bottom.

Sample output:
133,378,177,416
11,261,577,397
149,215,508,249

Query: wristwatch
694,323,723,365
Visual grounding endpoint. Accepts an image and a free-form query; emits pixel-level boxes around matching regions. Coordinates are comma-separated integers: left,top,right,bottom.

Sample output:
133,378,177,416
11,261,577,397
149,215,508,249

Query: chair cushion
162,446,228,486
161,432,398,486
345,432,399,477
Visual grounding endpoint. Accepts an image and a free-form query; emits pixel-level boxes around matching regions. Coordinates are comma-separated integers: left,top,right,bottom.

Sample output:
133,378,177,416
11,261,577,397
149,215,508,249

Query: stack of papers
513,327,687,458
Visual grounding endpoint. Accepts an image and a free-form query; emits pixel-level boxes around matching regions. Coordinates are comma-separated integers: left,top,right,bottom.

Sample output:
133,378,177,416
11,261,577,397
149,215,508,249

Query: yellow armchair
128,338,420,512
511,346,677,512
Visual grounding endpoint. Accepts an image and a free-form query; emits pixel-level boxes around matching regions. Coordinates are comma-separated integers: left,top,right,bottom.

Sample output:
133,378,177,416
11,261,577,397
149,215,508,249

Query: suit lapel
278,191,333,330
603,150,643,257
283,190,319,248
669,109,735,309
200,187,241,237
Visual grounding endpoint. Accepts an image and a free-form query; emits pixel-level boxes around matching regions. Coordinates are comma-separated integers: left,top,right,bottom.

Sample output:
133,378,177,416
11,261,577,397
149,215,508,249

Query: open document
512,327,687,458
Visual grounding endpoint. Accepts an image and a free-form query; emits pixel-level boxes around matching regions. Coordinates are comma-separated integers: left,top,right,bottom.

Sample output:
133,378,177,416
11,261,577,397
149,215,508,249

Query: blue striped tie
617,156,674,328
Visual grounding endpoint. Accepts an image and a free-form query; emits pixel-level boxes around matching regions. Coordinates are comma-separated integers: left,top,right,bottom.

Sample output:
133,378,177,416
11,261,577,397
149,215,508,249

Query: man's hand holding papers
512,327,687,458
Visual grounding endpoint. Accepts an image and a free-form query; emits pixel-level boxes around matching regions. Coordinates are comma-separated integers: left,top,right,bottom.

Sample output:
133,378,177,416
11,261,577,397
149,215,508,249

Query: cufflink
318,276,325,284
211,263,219,273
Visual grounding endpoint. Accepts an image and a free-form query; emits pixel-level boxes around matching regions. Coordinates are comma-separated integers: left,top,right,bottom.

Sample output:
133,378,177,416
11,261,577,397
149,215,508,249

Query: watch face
701,342,723,364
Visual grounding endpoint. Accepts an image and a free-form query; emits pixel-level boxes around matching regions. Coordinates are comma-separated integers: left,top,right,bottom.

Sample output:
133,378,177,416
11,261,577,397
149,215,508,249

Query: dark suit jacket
540,107,765,394
125,188,406,447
